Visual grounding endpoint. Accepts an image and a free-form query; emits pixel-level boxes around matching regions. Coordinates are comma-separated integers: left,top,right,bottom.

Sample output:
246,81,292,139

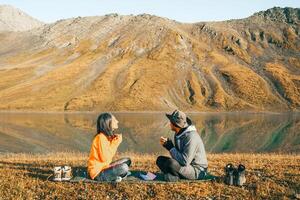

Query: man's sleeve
169,134,198,166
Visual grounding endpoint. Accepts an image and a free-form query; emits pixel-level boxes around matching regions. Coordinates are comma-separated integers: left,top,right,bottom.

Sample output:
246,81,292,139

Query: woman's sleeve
97,134,122,161
97,135,113,162
109,134,122,155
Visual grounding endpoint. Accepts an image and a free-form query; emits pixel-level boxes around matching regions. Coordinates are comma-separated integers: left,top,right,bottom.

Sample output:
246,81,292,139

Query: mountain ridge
0,5,44,32
252,7,300,24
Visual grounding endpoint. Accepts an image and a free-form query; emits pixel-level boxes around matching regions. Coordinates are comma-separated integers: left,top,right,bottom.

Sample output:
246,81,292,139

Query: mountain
0,6,299,112
0,5,44,32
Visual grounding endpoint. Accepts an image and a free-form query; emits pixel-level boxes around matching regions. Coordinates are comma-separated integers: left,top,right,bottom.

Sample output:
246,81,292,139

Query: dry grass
0,152,299,199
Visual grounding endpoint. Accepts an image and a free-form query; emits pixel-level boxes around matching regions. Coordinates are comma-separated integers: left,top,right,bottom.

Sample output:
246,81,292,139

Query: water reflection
0,112,299,154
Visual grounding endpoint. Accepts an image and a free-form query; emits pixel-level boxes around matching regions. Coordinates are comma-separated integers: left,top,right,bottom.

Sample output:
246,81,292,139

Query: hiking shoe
224,163,235,185
232,167,239,186
53,166,62,182
236,164,246,186
164,173,179,182
61,166,72,181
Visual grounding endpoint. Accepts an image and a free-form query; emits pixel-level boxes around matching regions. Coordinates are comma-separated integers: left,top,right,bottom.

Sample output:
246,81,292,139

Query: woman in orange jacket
87,113,131,181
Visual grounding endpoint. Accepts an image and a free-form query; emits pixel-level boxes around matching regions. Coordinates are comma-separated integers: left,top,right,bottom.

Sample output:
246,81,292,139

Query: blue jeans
95,158,131,181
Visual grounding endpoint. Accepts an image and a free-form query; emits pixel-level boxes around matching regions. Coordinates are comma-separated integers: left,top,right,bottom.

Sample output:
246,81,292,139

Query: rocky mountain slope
0,5,43,32
0,6,299,112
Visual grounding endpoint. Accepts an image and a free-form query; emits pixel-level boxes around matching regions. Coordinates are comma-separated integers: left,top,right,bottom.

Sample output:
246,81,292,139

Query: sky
0,0,299,23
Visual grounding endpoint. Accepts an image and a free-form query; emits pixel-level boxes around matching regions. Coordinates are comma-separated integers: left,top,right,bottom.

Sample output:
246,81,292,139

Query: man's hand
160,136,168,146
160,137,174,151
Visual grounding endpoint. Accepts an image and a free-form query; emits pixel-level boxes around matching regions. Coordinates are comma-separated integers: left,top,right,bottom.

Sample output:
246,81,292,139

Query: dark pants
156,156,207,180
156,156,184,178
95,158,131,181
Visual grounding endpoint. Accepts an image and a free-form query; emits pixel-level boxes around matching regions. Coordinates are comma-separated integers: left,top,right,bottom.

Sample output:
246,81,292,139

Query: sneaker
122,171,131,179
224,163,235,185
61,166,72,181
236,164,246,186
164,173,179,182
114,176,123,183
53,166,62,182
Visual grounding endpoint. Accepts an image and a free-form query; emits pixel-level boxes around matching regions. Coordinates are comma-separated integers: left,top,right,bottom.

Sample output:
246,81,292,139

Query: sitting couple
87,110,208,182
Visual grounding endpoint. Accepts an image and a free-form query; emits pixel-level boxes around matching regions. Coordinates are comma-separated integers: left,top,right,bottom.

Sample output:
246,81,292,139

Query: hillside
0,6,299,111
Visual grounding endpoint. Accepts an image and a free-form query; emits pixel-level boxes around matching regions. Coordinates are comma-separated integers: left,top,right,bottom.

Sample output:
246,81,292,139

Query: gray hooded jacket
169,125,208,179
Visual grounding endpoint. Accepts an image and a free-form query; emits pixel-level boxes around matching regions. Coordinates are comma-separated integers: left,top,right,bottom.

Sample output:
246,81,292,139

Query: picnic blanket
55,168,217,183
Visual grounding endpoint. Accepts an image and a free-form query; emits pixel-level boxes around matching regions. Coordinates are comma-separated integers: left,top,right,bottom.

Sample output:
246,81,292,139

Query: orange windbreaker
87,133,122,179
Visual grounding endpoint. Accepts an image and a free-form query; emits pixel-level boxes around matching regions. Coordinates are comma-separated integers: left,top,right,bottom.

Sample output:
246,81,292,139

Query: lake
0,112,299,154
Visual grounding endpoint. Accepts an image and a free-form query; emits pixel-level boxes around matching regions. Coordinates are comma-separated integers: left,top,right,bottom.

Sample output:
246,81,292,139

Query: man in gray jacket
156,110,208,181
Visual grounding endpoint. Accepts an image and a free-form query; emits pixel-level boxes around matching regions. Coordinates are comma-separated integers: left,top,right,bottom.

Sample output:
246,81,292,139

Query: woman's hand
111,134,122,144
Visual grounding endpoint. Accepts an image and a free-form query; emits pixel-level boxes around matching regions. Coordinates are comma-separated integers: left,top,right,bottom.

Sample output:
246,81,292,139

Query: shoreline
1,151,300,157
0,110,299,115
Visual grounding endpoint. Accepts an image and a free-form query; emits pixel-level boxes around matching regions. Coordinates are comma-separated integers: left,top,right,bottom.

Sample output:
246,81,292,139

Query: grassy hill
0,7,299,112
